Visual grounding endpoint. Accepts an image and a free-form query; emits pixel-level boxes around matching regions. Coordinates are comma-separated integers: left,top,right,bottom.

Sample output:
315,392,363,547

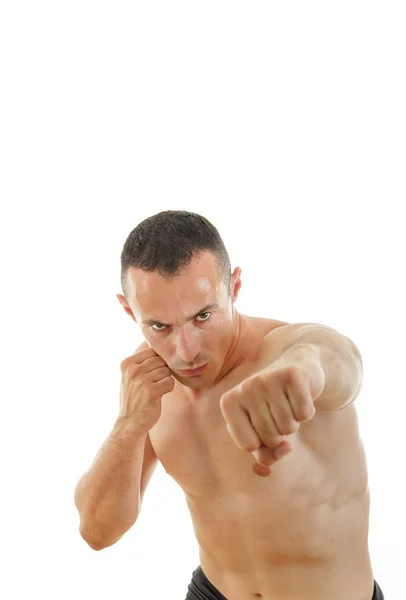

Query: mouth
178,364,208,376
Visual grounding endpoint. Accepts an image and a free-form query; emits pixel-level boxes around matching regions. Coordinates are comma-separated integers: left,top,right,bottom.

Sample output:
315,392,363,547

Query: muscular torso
148,316,374,600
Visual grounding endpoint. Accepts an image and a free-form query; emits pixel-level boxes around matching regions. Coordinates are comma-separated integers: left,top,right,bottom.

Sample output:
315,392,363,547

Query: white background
1,2,405,599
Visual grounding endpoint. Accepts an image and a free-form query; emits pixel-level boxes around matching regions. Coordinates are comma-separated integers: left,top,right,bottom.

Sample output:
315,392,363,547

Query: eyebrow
142,303,219,326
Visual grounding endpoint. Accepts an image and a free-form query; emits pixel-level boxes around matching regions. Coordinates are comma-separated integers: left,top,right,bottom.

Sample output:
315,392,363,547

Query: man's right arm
74,419,148,550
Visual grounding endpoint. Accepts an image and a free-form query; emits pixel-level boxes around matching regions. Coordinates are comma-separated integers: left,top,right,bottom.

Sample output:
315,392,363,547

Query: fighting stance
74,211,384,599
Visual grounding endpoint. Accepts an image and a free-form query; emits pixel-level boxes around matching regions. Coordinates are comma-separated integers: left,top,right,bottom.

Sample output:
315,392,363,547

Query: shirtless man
74,210,384,599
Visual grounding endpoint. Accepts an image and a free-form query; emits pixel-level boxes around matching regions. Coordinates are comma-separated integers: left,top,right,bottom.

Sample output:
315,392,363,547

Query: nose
175,326,201,366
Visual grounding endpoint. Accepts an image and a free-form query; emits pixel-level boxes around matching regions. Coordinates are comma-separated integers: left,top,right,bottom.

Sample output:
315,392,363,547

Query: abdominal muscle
189,483,372,600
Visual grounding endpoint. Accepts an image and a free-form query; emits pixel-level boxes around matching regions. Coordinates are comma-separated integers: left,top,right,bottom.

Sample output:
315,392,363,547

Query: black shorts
185,565,385,600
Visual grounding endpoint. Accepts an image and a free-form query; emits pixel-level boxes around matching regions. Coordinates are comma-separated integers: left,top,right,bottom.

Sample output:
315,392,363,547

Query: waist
199,550,374,600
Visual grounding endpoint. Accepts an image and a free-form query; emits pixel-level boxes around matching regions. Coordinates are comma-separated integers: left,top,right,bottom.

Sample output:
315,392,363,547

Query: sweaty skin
117,251,375,600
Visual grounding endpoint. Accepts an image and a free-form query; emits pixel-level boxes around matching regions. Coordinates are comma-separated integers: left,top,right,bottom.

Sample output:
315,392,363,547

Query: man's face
119,251,241,388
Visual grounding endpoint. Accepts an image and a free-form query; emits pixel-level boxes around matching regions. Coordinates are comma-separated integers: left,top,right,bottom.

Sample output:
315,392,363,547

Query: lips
179,364,208,376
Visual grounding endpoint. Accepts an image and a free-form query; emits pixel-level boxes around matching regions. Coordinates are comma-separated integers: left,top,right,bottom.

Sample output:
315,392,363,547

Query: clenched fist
118,348,175,432
220,357,325,477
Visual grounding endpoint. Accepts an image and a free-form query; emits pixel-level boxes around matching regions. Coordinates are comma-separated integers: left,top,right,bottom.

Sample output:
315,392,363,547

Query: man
75,210,384,599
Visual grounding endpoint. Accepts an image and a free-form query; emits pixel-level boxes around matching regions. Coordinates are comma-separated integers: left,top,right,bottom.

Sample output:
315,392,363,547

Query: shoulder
241,316,291,352
254,320,313,371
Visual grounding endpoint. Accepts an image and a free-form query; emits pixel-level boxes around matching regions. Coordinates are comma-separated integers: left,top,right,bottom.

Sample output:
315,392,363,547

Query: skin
116,250,375,600
116,250,245,394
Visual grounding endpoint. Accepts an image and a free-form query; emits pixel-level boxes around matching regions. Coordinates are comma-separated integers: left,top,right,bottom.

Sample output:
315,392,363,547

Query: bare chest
150,371,328,505
148,353,364,510
149,359,369,565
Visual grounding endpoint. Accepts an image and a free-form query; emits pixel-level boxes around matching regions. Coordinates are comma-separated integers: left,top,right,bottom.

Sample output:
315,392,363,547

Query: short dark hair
120,210,232,300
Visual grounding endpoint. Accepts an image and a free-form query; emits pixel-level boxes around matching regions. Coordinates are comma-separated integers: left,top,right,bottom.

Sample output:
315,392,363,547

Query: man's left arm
278,323,363,411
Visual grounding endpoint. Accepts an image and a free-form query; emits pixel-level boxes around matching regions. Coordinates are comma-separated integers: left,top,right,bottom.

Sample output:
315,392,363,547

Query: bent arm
74,419,148,550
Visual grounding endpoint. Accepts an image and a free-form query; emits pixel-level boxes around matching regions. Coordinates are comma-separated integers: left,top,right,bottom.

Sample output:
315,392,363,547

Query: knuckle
246,379,263,398
126,364,140,378
264,431,284,446
295,401,314,421
285,365,301,383
302,403,316,420
291,417,301,432
256,372,270,389
274,404,300,434
281,419,300,435
254,420,281,447
287,369,315,420
220,391,237,411
250,393,264,408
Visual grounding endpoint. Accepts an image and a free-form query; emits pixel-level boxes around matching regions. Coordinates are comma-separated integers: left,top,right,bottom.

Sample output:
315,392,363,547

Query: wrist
274,343,326,402
113,417,149,437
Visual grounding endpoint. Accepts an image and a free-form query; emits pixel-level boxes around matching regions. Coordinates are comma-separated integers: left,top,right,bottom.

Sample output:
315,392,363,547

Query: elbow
79,524,125,551
79,526,104,551
86,540,104,551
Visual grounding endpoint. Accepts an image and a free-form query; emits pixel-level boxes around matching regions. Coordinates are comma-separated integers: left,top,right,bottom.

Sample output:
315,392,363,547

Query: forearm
74,420,148,549
280,325,363,411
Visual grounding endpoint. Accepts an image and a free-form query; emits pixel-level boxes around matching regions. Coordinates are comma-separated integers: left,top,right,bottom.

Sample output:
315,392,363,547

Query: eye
151,312,212,332
151,323,167,332
196,312,211,322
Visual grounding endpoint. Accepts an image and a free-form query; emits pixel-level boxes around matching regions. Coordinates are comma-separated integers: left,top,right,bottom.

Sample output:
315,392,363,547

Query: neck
215,308,246,381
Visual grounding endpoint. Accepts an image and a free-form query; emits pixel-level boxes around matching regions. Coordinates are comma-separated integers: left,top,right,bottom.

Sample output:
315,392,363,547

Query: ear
230,267,242,303
116,294,137,323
